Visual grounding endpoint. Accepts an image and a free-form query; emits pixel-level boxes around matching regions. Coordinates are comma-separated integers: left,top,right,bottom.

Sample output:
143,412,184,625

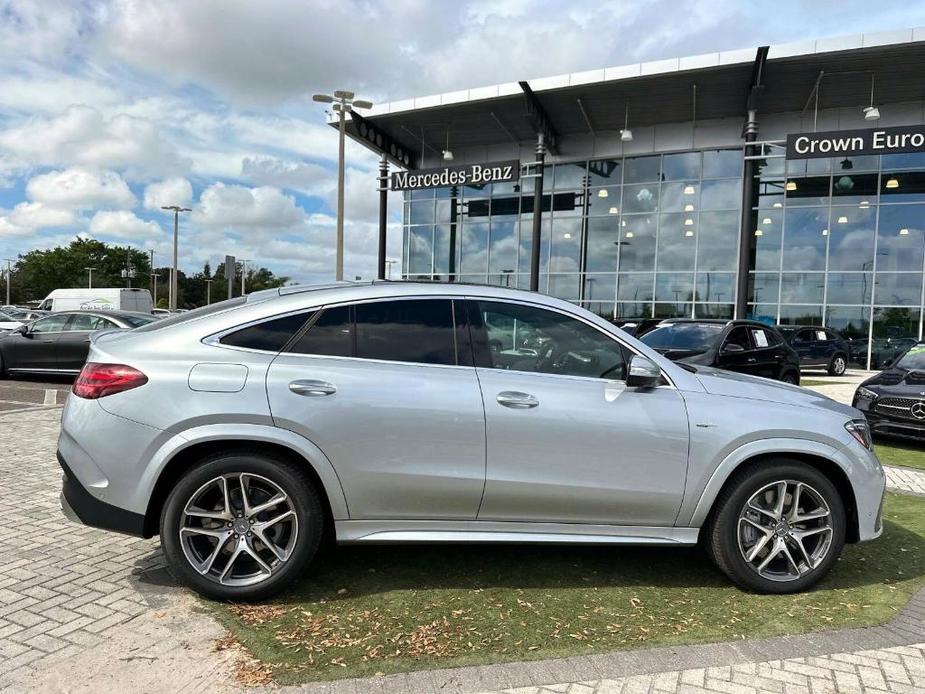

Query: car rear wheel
828,354,847,376
779,371,799,385
160,450,323,601
704,461,845,593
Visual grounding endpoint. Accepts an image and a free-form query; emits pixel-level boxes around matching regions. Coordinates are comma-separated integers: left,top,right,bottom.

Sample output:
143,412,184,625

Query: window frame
30,313,74,334
206,308,318,355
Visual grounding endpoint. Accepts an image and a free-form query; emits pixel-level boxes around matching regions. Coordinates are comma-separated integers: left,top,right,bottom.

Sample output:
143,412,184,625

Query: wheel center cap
775,520,790,537
233,519,249,534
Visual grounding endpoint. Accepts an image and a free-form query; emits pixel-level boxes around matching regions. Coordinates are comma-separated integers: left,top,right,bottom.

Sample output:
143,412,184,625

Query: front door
715,325,762,377
468,299,689,526
266,298,486,520
3,313,72,371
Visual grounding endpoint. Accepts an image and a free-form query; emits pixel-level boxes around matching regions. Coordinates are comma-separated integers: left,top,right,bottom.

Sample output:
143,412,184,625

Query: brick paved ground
2,393,924,693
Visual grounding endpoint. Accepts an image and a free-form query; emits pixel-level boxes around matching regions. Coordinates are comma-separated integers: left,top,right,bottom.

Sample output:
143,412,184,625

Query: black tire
160,449,324,601
828,354,847,376
0,352,6,379
704,461,845,594
779,370,799,385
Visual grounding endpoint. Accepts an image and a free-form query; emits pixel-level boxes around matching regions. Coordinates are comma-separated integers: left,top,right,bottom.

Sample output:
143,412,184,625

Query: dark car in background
853,342,925,440
0,310,156,377
777,326,851,376
640,319,801,384
849,336,917,370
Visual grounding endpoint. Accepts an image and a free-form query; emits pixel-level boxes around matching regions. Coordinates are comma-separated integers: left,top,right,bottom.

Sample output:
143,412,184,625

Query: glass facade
402,144,925,360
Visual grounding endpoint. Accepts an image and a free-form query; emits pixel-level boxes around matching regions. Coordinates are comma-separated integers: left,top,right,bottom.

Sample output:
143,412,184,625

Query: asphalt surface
0,376,73,413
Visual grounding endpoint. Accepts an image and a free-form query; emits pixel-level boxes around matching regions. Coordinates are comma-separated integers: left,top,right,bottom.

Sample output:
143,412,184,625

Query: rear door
790,328,815,365
56,313,117,371
266,298,486,520
747,326,785,379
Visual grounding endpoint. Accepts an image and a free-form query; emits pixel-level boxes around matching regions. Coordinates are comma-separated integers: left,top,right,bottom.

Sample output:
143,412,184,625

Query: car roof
656,318,774,328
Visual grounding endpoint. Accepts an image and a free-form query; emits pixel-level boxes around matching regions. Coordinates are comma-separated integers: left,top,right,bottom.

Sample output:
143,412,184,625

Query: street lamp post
385,258,397,279
150,273,161,305
312,90,373,281
161,205,192,311
240,259,250,295
3,258,12,306
204,278,214,305
84,266,95,289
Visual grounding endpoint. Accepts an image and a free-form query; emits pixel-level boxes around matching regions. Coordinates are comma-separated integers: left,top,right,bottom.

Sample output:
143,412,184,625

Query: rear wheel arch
143,440,336,541
701,452,859,543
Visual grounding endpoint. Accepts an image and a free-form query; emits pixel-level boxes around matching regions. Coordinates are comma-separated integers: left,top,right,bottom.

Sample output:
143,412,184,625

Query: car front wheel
828,354,847,376
160,450,323,601
705,461,845,593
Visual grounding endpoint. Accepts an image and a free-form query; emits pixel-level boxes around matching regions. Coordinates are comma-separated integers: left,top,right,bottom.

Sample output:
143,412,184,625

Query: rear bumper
58,452,146,537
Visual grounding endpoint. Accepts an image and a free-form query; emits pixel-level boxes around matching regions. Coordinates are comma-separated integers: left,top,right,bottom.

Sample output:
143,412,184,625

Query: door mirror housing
626,354,662,388
721,342,745,354
16,324,30,337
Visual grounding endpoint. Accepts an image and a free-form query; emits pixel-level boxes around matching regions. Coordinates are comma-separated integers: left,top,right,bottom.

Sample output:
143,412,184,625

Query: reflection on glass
623,156,661,184
778,305,823,325
581,300,616,319
825,306,870,340
655,272,695,304
702,149,742,179
662,152,701,181
654,302,691,318
831,173,878,206
877,205,925,271
549,218,582,273
787,158,831,176
434,225,451,275
879,171,925,203
617,273,654,302
615,301,652,320
517,220,550,274
780,272,825,304
588,159,622,186
833,155,879,172
697,211,739,271
488,221,518,275
587,186,622,215
622,183,659,213
410,199,435,225
660,181,699,212
696,272,735,303
695,303,734,319
874,273,923,306
783,207,828,271
700,179,741,210
748,273,780,304
748,303,779,322
409,227,434,274
657,213,697,271
756,179,786,209
618,215,657,271
583,274,616,303
826,273,872,305
828,206,875,271
553,162,587,190
459,222,489,275
785,176,830,206
872,307,920,339
585,218,619,272
548,273,580,300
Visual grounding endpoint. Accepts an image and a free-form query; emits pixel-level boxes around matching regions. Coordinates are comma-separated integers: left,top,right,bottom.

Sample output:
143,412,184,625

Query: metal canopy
340,41,925,167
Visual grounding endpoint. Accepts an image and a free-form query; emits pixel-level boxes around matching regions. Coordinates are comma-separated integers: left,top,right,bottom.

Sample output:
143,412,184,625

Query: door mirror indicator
721,342,745,353
626,355,662,388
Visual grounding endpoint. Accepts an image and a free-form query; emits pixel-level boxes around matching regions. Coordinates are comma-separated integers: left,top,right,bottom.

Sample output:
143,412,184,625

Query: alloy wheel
179,473,298,587
833,356,846,375
737,480,833,582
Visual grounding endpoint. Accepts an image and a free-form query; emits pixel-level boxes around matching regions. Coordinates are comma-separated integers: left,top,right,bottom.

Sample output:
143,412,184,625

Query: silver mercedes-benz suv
58,282,885,600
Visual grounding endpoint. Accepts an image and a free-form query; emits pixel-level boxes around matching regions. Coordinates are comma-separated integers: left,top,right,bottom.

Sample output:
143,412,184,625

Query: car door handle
496,391,539,409
747,357,757,363
288,380,337,396
41,339,54,344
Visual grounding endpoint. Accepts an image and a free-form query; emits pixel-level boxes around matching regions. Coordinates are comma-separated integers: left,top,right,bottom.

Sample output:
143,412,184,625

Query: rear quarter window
220,312,313,352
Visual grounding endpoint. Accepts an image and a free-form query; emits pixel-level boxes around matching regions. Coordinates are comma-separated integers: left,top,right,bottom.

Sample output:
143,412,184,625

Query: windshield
641,323,724,351
0,310,15,321
896,344,925,371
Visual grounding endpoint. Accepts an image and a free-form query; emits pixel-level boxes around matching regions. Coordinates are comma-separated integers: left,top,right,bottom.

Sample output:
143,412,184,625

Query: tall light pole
204,278,214,305
312,90,372,280
150,272,161,305
3,258,12,306
161,205,191,311
385,258,397,279
84,266,95,289
240,259,250,295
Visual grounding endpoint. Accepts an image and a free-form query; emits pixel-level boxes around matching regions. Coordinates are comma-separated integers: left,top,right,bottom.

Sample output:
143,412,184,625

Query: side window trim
207,309,317,354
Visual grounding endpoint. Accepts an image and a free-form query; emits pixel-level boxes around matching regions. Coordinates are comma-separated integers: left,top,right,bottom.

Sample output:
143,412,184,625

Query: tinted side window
221,312,313,351
289,305,354,357
474,301,626,379
355,299,456,366
723,326,751,350
31,314,71,333
763,328,783,346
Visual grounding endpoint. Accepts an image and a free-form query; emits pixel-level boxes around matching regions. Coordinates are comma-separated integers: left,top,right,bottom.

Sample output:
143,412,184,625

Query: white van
38,288,154,313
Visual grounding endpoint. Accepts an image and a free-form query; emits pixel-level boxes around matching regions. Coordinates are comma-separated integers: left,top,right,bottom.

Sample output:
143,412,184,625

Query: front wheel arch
144,439,336,543
700,452,859,544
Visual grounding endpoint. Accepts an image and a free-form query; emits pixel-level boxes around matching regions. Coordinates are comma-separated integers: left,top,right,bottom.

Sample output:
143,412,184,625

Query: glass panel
660,181,700,213
548,273,580,300
783,207,828,271
831,172,877,206
623,155,661,184
409,199,434,225
696,272,735,303
549,217,582,273
585,217,619,272
702,149,742,179
622,183,659,214
617,214,657,271
553,162,587,190
617,273,654,302
488,220,518,275
756,150,786,178
749,272,780,305
778,305,823,325
872,306,920,340
587,186,621,216
697,211,739,271
588,159,622,186
581,300,615,320
459,222,489,275
700,179,741,210
434,186,455,199
753,209,783,271
657,213,697,272
615,301,652,320
787,158,831,175
879,171,925,203
780,272,825,304
825,306,870,340
489,195,520,216
466,199,490,218
881,152,925,170
355,299,456,366
826,272,872,305
756,179,786,209
874,273,923,306
520,165,552,193
694,303,734,319
748,303,778,323
410,188,435,201
518,220,550,274
662,152,701,181
654,302,691,318
877,205,925,271
827,206,875,271
488,271,518,287
290,305,353,357
832,154,879,173
408,226,434,274
433,225,451,275
655,272,694,303
435,198,454,223
583,274,616,303
463,180,491,197
785,176,831,206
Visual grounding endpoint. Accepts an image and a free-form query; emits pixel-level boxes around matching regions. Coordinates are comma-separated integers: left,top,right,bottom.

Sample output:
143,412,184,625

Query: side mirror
626,354,662,388
17,324,30,337
721,342,745,353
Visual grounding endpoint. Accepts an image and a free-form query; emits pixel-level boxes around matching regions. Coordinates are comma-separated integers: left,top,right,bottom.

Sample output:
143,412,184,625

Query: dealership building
341,29,925,361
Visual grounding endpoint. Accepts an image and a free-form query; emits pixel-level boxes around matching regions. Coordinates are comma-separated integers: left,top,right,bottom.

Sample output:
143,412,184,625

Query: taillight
73,363,148,399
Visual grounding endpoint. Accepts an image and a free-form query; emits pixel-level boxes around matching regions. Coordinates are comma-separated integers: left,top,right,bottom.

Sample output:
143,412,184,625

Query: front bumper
855,400,925,441
59,452,146,536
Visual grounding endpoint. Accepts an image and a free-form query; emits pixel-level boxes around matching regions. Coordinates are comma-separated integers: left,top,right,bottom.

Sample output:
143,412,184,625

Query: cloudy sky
1,0,924,284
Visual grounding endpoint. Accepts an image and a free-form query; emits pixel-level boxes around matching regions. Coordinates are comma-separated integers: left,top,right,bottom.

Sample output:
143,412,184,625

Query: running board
336,520,699,545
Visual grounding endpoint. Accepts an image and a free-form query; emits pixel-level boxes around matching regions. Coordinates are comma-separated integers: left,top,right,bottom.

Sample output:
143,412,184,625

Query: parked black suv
640,319,801,384
777,326,851,376
853,342,925,440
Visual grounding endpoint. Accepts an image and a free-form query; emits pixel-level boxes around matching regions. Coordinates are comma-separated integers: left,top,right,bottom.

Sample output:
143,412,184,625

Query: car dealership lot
1,379,925,692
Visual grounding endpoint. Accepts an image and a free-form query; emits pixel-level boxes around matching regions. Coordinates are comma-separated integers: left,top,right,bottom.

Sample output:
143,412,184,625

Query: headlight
845,419,873,450
855,386,877,401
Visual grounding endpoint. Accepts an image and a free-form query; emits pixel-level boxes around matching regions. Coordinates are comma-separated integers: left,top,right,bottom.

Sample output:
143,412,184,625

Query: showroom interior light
684,203,695,212
625,231,634,238
620,103,633,142
598,189,608,197
762,217,772,225
683,185,696,195
786,181,797,191
900,228,910,235
685,230,694,237
609,206,619,214
684,218,694,226
822,228,829,236
773,201,783,208
754,229,764,236
886,177,900,188
837,215,848,224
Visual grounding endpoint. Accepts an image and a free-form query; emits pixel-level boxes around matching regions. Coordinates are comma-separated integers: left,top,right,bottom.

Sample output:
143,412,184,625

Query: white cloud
241,156,330,194
0,105,190,180
0,201,76,236
143,177,193,210
26,168,136,209
89,210,163,239
193,183,305,229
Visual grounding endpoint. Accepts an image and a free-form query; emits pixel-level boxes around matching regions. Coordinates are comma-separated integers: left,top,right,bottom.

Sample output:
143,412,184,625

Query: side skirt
336,520,699,545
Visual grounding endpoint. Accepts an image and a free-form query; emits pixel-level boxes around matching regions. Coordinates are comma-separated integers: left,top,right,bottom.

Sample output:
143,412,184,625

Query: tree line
4,238,289,308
